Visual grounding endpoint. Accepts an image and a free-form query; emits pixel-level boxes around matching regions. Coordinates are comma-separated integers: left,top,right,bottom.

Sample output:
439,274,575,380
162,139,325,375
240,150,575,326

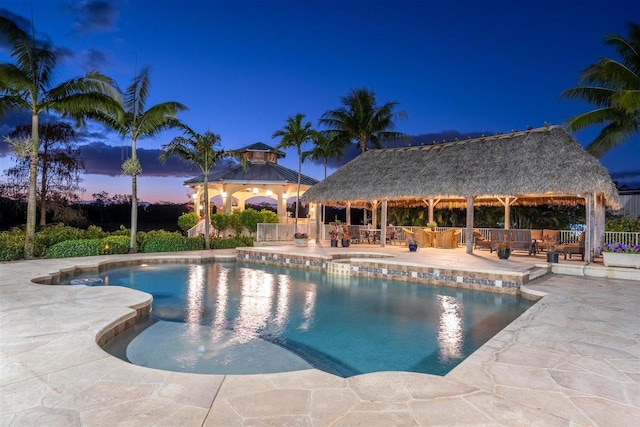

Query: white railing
255,223,640,247
603,231,639,246
187,220,207,238
256,223,313,241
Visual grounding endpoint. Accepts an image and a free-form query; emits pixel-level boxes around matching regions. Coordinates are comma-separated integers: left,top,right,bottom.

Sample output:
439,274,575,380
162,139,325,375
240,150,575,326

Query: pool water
67,262,535,377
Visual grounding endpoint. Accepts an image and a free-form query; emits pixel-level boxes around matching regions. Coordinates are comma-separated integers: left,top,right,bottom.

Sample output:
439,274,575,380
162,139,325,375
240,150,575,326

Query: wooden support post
466,196,475,254
380,200,388,247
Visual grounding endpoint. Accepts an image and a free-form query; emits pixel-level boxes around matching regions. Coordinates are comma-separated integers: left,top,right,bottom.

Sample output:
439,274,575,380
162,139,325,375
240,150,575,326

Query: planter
603,252,640,268
341,239,350,247
294,238,309,247
330,239,338,248
408,244,418,252
546,251,559,263
497,248,510,259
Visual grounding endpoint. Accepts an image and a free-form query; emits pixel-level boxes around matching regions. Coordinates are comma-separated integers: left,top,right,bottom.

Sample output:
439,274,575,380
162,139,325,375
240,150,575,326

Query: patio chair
348,225,362,244
420,228,436,247
436,229,456,248
556,231,585,260
473,229,492,250
386,226,398,245
451,229,461,248
402,228,416,245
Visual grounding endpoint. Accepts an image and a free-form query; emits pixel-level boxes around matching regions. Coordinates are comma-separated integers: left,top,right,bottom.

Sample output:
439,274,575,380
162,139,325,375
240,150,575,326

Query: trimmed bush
185,237,205,251
239,208,263,235
140,234,189,253
210,236,253,249
0,230,25,261
35,223,86,248
46,239,102,258
259,209,279,224
97,236,130,255
86,225,107,239
178,212,200,234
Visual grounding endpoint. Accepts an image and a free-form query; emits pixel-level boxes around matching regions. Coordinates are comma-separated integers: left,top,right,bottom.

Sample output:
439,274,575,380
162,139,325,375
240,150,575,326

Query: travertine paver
1,248,639,426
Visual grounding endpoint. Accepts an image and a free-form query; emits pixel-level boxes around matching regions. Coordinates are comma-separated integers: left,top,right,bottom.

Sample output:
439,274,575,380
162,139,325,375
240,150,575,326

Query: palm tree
104,66,187,252
160,128,226,249
320,88,408,154
562,22,640,158
302,131,344,224
272,113,315,231
0,17,121,258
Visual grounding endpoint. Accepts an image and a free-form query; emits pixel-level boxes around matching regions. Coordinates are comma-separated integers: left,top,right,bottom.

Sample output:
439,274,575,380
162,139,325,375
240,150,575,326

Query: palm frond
586,121,639,157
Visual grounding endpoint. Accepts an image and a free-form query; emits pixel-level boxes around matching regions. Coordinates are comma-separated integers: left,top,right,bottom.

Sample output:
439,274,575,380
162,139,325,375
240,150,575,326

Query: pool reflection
437,295,464,362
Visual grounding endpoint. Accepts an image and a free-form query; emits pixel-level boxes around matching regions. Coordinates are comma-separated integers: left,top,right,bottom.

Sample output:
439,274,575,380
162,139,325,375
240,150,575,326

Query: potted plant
427,221,437,231
341,229,351,247
294,232,309,246
328,221,342,247
407,237,418,252
496,241,510,259
602,242,640,268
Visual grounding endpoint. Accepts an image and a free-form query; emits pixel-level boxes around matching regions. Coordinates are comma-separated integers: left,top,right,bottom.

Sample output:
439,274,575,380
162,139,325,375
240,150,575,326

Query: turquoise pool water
66,262,535,377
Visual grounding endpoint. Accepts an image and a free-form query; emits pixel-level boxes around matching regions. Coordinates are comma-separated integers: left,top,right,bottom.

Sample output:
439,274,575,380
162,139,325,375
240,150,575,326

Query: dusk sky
1,0,638,204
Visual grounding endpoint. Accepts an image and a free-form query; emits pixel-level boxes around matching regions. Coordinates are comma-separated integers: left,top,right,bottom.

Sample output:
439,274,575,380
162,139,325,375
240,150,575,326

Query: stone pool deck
1,246,639,426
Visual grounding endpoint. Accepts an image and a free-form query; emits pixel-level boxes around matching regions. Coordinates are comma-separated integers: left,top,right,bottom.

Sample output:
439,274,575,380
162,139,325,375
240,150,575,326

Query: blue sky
1,0,638,203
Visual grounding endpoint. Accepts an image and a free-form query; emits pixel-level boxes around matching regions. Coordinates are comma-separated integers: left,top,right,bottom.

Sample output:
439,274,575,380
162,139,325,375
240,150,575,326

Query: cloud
80,48,109,71
79,141,235,177
71,1,119,35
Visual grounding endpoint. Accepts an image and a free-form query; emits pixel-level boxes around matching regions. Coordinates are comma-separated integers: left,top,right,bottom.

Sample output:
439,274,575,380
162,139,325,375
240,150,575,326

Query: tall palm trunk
295,154,301,232
24,113,39,259
129,138,138,253
203,175,211,249
39,140,49,226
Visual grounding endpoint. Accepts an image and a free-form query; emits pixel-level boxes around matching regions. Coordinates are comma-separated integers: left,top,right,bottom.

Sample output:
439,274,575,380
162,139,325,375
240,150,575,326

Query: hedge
140,235,205,253
96,236,130,255
46,239,102,259
0,230,25,261
210,236,253,249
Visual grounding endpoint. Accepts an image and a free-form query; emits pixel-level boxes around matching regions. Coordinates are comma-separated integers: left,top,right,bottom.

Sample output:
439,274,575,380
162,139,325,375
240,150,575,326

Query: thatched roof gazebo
302,126,619,262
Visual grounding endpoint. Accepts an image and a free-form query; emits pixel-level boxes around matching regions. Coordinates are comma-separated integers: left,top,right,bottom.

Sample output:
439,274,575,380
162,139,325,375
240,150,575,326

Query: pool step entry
327,260,351,277
529,266,551,282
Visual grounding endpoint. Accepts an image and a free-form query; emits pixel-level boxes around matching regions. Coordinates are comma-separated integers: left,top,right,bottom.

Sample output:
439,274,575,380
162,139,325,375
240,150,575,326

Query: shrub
210,236,253,249
178,212,200,234
259,209,279,224
238,208,263,235
97,236,130,255
140,232,189,253
606,217,640,232
228,210,244,236
86,225,107,239
35,223,85,255
46,239,102,258
185,237,205,251
0,230,25,261
211,213,230,236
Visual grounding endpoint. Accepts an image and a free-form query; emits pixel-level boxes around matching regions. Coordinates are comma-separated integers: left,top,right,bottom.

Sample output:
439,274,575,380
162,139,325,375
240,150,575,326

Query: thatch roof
302,126,619,209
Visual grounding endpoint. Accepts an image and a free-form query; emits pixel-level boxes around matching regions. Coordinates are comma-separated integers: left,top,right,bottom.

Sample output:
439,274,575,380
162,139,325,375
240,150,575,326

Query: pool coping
1,248,639,425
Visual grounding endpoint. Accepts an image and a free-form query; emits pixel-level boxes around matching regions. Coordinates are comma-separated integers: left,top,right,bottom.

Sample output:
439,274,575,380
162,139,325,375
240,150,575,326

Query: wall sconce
221,191,227,199
253,188,259,194
191,193,198,200
266,189,272,196
282,192,288,200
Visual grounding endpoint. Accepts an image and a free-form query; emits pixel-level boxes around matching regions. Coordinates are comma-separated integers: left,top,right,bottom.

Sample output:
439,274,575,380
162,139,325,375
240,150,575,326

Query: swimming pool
66,261,535,377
